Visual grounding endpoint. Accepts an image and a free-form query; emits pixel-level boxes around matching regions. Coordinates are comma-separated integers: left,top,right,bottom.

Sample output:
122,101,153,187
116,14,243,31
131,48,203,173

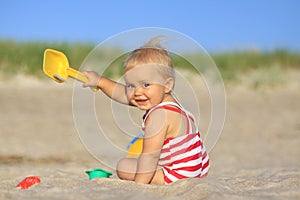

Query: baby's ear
164,77,174,93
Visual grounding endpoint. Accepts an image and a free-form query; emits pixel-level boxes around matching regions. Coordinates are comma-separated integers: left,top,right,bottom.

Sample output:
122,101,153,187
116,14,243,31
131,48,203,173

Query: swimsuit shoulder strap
142,102,198,134
142,102,181,125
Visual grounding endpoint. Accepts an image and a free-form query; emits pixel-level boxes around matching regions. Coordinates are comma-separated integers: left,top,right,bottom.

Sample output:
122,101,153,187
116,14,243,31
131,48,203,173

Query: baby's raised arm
82,71,129,105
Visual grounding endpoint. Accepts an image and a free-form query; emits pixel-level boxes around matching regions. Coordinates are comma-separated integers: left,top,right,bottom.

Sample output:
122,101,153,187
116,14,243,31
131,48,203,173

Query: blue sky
0,0,299,52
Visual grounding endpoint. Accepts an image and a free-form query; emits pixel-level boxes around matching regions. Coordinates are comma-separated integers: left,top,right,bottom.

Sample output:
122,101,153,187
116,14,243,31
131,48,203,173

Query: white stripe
176,167,203,177
160,150,206,169
158,160,169,166
200,165,210,176
202,154,209,164
159,141,171,160
170,155,202,169
171,147,201,162
156,101,182,109
170,135,200,153
200,156,210,176
201,143,207,152
170,133,198,145
159,134,200,161
162,168,178,183
159,151,169,160
169,134,187,144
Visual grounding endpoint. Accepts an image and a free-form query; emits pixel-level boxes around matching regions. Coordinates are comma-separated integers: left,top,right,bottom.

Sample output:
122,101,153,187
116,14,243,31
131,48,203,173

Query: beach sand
0,72,299,199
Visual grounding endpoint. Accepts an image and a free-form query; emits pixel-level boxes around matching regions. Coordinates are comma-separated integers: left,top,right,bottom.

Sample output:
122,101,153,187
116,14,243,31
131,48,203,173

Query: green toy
85,168,112,180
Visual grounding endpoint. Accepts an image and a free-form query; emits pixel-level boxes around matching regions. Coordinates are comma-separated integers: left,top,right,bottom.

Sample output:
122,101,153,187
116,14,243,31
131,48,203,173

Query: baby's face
124,64,170,110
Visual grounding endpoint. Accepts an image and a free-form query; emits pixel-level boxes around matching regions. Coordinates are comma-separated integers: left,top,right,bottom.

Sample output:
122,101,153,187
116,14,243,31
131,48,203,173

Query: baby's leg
116,158,165,184
116,158,137,181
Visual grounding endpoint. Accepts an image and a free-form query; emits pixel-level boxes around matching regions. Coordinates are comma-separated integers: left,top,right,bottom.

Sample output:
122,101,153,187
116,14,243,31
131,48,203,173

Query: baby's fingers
82,71,90,79
82,82,89,88
82,71,91,87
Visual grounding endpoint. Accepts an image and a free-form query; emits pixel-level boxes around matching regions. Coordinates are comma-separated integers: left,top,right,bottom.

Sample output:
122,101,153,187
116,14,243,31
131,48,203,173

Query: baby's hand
82,71,101,88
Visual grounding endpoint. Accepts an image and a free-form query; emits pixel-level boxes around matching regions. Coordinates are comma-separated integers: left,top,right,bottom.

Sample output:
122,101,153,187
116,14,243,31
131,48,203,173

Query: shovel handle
67,68,99,92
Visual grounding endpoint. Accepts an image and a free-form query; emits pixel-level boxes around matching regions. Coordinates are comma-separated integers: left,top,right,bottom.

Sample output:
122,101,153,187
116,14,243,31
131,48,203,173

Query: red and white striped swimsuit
142,102,210,185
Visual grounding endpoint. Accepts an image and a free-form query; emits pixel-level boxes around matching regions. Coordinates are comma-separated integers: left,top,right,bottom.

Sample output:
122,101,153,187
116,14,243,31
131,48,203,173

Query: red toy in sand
16,176,41,190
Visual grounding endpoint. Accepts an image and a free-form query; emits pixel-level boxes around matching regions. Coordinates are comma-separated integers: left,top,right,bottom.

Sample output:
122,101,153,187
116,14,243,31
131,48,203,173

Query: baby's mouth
135,99,148,105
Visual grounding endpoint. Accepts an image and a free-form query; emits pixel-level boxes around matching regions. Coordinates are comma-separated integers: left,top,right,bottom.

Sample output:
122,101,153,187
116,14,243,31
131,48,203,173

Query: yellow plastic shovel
43,49,99,91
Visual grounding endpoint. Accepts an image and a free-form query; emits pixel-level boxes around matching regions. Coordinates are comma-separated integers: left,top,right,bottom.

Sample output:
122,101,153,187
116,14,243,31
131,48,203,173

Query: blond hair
123,36,174,79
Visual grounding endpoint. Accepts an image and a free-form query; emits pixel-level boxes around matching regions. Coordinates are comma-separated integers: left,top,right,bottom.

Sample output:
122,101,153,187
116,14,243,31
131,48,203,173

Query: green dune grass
0,39,299,87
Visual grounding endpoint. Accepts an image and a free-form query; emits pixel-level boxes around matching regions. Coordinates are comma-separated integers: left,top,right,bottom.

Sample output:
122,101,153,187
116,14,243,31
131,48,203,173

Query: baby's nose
134,86,144,95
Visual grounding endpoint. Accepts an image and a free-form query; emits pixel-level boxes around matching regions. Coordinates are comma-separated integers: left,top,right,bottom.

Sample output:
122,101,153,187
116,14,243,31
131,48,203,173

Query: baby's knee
116,159,124,175
116,158,137,180
116,158,128,179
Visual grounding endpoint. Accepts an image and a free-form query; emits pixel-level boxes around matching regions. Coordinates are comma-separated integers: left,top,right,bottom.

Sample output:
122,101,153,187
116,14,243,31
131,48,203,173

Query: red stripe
174,162,203,172
160,105,183,114
160,140,201,162
160,139,172,154
164,167,188,180
163,137,173,145
160,141,202,163
164,175,172,184
202,159,210,169
160,145,170,154
197,172,208,178
160,149,169,154
156,105,196,125
143,105,182,124
163,159,210,183
160,134,200,157
170,133,200,150
174,154,209,172
170,140,201,158
159,154,171,162
170,152,201,165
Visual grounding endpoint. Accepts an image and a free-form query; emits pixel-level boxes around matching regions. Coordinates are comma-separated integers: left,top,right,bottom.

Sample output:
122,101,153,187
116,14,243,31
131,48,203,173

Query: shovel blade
43,49,69,83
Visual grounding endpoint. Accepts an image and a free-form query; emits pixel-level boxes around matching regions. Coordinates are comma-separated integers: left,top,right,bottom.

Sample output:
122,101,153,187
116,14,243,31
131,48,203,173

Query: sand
0,72,299,199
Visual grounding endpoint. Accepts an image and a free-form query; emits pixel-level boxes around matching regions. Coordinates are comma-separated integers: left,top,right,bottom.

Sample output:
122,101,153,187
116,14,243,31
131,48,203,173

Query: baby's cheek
127,93,133,100
126,94,135,104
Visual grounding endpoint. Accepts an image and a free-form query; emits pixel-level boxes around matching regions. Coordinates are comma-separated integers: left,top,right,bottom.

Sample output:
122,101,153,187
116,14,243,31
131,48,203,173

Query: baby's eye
142,83,150,88
126,84,135,89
